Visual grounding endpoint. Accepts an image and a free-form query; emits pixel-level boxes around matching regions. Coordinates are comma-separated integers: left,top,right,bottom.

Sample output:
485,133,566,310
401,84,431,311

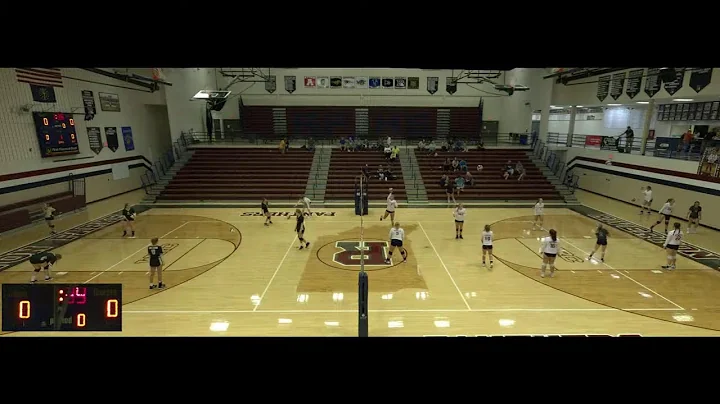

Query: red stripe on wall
0,156,152,183
573,157,720,185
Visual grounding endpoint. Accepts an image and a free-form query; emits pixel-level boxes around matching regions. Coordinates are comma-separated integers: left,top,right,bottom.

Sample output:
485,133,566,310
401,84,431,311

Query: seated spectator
451,157,459,171
503,160,514,180
440,174,449,188
464,171,474,186
390,145,400,161
459,159,467,172
516,165,526,181
385,167,395,181
453,139,463,152
417,139,426,151
386,135,392,147
339,137,347,151
427,140,437,155
442,140,451,152
359,138,369,150
442,158,452,172
347,137,356,152
377,165,385,181
454,175,465,193
384,144,392,160
306,137,316,152
279,138,287,154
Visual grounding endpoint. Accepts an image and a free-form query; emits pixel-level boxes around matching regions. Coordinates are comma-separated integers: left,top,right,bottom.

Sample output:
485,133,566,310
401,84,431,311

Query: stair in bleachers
400,148,427,204
527,152,579,205
305,147,332,203
416,149,563,201
157,147,315,201
326,150,405,201
436,109,450,138
273,108,287,137
355,108,369,138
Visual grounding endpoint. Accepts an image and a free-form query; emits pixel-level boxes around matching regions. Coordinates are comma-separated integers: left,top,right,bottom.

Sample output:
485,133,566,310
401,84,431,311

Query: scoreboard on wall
32,112,80,157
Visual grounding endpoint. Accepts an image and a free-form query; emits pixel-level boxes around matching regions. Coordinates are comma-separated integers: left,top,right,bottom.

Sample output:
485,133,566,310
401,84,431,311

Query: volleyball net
357,174,369,337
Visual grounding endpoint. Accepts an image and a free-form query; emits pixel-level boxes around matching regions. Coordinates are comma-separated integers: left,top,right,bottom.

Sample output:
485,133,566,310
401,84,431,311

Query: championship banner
625,69,643,99
284,76,296,94
104,127,119,152
87,127,103,155
265,75,276,93
121,126,135,151
446,77,457,95
304,77,317,88
82,90,96,121
644,68,661,97
610,72,626,100
427,77,438,94
596,75,610,101
663,70,685,96
690,68,713,93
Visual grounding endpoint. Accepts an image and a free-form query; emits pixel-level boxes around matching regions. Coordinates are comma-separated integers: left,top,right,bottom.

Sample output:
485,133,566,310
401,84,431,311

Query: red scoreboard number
41,116,76,144
11,287,121,328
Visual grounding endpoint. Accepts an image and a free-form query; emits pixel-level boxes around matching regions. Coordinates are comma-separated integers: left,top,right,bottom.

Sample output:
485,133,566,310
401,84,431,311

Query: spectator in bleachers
306,137,316,152
428,140,438,155
442,158,452,172
517,164,526,181
347,136,356,152
386,136,392,147
442,140,451,152
459,158,468,172
464,171,474,186
453,139,465,152
359,138,369,150
682,130,694,154
384,144,392,160
339,137,347,151
391,145,400,161
440,174,449,188
503,160,515,180
451,157,459,171
385,166,396,181
417,139,427,152
279,138,287,154
378,165,386,181
454,175,465,193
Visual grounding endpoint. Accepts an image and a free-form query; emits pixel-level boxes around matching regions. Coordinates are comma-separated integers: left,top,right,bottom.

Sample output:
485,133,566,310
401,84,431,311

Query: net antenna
359,174,365,274
357,174,369,337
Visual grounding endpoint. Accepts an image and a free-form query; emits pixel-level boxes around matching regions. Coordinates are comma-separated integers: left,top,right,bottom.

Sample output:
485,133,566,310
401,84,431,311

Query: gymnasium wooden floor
2,191,720,336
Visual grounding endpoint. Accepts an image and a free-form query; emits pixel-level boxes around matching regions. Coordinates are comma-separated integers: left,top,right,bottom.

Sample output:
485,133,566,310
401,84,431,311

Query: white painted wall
163,68,218,142
566,147,720,228
548,106,652,136
0,68,171,176
551,68,720,107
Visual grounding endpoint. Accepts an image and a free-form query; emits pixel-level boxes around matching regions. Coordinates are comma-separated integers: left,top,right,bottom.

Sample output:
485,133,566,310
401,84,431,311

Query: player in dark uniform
29,251,62,283
289,208,310,250
686,201,702,234
147,237,165,289
587,224,610,262
122,203,136,238
261,198,272,226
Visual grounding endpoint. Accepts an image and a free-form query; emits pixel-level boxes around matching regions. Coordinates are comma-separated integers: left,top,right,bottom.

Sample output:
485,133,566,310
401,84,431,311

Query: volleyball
477,164,484,171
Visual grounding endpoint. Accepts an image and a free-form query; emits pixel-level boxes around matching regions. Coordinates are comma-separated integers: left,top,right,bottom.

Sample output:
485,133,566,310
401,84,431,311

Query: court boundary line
547,228,685,310
252,235,299,312
83,222,190,283
417,222,472,311
123,307,680,314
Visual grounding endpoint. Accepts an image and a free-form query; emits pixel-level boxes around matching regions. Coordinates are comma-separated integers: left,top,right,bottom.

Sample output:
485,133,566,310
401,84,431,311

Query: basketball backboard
192,90,232,100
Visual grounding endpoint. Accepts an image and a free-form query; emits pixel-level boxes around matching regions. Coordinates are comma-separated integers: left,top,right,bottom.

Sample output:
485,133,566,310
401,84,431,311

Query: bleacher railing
545,132,704,162
140,135,189,195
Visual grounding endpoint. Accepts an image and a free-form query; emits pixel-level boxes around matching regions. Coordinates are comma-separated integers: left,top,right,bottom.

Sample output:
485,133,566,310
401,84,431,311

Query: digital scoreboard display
1,284,122,332
32,112,80,157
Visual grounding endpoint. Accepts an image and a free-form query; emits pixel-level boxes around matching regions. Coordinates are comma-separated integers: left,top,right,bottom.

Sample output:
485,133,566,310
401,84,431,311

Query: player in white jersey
381,197,398,223
639,186,653,215
649,198,675,234
533,198,545,229
481,224,494,268
294,196,312,217
539,229,561,278
43,203,57,234
385,222,407,264
453,203,466,239
662,222,683,270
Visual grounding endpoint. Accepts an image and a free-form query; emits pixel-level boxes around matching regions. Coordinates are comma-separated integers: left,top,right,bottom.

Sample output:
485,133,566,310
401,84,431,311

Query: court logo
332,240,389,267
241,211,336,217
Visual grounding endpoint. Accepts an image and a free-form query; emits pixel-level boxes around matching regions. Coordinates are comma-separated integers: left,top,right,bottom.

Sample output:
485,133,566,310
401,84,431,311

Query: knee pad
667,255,674,261
541,264,547,270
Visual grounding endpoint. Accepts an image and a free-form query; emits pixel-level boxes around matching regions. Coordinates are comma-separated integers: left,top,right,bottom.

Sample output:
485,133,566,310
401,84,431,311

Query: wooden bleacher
158,147,314,201
416,149,562,201
325,150,406,201
287,107,355,138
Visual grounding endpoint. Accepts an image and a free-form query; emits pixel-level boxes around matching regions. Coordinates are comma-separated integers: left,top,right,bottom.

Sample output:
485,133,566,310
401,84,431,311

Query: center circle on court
316,238,402,271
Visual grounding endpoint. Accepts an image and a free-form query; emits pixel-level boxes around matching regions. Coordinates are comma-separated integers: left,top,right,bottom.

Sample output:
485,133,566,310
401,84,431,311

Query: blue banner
121,126,135,151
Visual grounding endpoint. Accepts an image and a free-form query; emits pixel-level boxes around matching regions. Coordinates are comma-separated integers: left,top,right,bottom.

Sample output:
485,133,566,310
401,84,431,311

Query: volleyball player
290,208,311,250
662,222,683,270
481,224,494,268
381,196,398,223
453,203,466,239
587,224,610,262
649,198,675,234
385,222,407,264
294,196,312,217
539,229,561,278
148,237,165,289
43,203,57,234
29,251,62,283
686,201,702,233
261,197,272,226
639,186,653,215
533,198,545,229
121,203,136,238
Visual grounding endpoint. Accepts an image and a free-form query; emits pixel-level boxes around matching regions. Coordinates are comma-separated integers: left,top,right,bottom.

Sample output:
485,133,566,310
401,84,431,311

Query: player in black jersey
289,208,311,249
29,251,62,283
121,203,136,238
147,237,165,289
587,224,610,262
261,198,272,226
686,201,702,234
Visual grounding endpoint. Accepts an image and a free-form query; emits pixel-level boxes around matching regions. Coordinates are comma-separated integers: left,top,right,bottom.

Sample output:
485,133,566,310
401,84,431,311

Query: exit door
481,120,499,145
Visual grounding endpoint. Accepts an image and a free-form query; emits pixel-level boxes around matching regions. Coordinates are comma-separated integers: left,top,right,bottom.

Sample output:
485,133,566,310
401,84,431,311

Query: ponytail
484,224,491,232
549,229,557,242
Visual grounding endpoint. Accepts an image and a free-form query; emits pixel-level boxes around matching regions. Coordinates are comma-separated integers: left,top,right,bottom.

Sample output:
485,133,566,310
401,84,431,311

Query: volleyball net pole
357,174,369,337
